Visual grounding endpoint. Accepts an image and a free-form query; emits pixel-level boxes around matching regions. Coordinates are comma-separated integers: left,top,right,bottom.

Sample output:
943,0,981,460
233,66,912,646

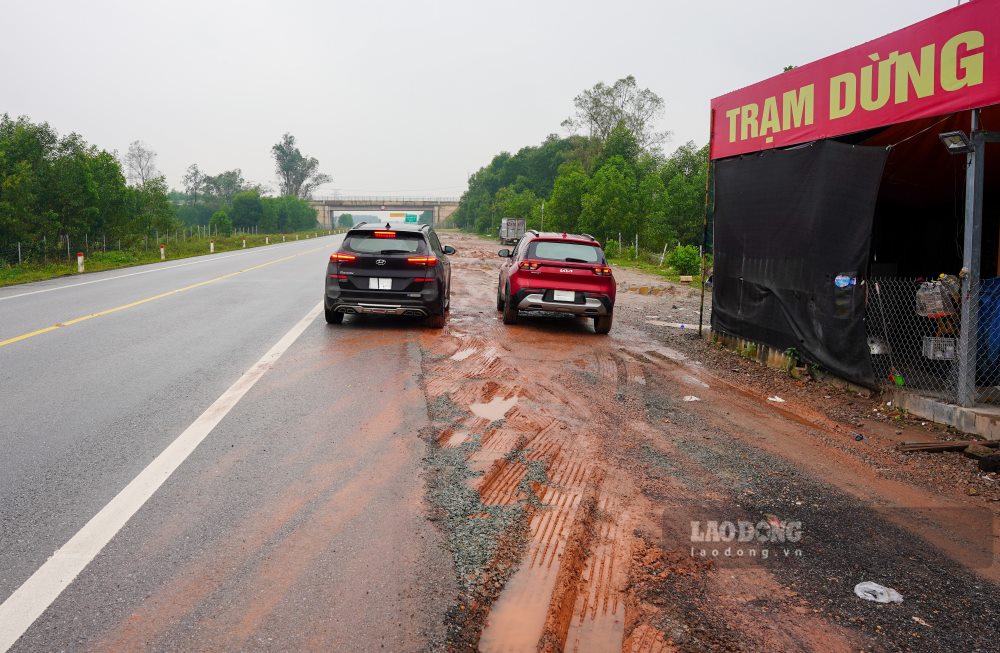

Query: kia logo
376,259,387,266
560,268,573,273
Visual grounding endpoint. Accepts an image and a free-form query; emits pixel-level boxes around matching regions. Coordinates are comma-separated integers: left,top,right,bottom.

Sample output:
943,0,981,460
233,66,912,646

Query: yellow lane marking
0,246,329,349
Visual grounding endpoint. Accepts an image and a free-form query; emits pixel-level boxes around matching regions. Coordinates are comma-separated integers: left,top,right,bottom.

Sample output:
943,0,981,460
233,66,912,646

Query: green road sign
405,214,418,223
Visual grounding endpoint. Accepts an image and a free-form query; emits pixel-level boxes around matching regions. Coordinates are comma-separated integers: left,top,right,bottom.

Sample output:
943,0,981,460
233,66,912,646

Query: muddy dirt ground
416,232,1000,652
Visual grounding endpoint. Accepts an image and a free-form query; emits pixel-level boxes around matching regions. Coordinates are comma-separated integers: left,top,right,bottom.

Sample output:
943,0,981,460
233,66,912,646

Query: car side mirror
443,245,456,255
498,249,511,258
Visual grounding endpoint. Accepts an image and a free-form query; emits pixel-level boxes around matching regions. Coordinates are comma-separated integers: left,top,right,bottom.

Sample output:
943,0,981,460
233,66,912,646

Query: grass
606,256,704,285
0,230,339,288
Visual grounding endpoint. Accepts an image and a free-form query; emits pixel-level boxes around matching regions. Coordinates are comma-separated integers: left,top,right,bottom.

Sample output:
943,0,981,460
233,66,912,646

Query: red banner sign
710,0,1000,159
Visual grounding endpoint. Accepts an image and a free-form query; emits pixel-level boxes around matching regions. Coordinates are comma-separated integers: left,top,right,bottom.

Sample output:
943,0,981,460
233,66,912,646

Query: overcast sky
2,0,958,197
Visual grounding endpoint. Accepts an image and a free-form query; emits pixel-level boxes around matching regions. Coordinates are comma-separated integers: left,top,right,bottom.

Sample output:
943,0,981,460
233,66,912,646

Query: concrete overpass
310,196,460,228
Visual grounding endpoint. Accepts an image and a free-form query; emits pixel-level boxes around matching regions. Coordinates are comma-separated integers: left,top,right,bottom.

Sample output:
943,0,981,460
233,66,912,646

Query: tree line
0,116,330,248
452,76,709,258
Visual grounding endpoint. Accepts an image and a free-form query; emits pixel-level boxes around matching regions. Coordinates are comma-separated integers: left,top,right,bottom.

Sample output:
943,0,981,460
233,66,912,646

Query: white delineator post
210,240,215,253
242,239,246,248
282,235,285,242
160,245,165,260
77,252,84,273
266,236,269,245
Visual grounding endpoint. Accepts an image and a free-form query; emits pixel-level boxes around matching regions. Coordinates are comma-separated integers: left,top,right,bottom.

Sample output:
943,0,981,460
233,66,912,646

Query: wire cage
868,277,1000,404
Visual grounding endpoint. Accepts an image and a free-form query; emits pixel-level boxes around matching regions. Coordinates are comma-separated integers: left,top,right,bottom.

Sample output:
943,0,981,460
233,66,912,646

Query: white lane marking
0,301,323,652
0,236,338,302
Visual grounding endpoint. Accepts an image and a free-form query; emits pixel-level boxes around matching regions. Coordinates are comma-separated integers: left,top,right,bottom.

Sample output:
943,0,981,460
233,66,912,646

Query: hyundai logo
376,259,387,266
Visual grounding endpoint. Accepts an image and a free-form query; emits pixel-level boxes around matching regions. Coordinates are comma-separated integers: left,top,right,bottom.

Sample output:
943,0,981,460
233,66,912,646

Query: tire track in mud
418,302,636,652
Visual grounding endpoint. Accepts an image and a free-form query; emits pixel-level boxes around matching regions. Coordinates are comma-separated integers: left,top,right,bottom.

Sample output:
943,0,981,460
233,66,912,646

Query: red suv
496,231,616,334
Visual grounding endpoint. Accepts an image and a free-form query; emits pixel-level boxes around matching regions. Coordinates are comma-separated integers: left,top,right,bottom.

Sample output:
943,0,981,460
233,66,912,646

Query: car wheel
496,283,504,311
593,312,612,334
325,307,344,324
502,285,519,325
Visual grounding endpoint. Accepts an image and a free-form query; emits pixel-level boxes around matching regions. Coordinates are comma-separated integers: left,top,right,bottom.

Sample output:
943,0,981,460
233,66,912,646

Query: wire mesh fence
868,276,1000,405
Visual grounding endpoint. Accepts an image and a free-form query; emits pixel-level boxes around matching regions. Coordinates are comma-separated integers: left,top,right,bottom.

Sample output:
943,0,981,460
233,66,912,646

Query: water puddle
470,395,518,421
645,319,694,330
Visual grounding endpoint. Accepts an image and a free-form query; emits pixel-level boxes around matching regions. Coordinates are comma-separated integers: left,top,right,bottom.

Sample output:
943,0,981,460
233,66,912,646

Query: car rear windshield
526,240,604,263
343,231,428,254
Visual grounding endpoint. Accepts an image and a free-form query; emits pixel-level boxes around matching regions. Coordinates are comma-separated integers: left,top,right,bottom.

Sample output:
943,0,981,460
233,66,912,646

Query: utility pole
540,201,545,232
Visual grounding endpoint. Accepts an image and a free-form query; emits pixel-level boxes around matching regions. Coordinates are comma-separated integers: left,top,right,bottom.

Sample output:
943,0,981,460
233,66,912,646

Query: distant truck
499,218,526,245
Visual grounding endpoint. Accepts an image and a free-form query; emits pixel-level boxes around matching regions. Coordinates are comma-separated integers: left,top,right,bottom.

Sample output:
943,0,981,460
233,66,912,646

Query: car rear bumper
512,289,612,316
331,302,430,317
325,284,444,317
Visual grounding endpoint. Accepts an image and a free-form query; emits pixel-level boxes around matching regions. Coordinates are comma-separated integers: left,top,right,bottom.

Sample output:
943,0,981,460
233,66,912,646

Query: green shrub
666,245,700,275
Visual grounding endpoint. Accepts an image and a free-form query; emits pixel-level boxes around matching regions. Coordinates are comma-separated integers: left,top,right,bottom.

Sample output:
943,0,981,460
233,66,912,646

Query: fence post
957,110,986,407
634,234,638,259
17,242,22,265
659,242,668,267
66,235,71,261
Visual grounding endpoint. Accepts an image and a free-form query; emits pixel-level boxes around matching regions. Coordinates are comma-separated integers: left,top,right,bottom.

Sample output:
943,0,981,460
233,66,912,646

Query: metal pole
66,235,70,261
957,108,985,406
540,201,545,232
699,109,717,337
17,242,21,265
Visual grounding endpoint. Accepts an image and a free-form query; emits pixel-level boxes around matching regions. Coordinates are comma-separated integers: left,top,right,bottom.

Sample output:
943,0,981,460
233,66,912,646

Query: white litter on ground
767,396,786,403
683,396,701,402
854,582,903,603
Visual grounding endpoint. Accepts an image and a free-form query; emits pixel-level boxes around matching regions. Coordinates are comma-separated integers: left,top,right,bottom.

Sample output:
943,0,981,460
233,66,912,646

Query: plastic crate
922,336,956,360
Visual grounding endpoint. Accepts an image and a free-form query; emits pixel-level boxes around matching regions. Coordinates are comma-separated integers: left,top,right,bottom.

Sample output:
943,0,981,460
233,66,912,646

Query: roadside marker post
160,245,165,261
266,236,269,245
77,253,84,273
282,235,285,242
242,239,246,248
210,241,215,254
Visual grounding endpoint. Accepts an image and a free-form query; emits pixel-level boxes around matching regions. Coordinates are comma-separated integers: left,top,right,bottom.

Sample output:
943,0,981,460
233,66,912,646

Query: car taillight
593,266,613,276
373,231,397,239
330,253,356,262
413,277,435,282
328,274,348,279
519,261,539,270
407,256,438,266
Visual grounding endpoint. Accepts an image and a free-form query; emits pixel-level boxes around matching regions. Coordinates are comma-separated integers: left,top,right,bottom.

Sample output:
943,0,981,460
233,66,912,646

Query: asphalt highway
0,235,453,651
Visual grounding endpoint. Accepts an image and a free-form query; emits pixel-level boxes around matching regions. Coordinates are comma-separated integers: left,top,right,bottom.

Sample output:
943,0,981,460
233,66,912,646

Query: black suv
324,223,455,328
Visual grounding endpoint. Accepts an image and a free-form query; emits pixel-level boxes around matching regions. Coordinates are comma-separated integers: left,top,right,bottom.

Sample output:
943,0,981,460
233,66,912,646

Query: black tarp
711,140,888,388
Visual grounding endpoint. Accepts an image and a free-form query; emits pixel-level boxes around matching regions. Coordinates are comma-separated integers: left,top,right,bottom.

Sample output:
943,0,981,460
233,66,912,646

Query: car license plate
553,290,575,302
369,278,392,290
